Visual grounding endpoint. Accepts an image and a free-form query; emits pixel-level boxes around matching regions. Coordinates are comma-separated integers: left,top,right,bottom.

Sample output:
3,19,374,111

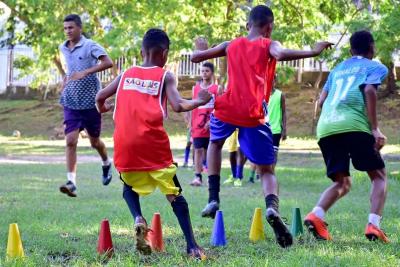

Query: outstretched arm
95,75,121,113
270,41,333,61
190,37,230,63
165,72,211,112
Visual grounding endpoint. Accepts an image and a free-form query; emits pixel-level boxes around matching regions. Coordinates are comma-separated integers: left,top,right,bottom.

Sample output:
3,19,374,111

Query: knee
210,139,224,149
66,137,78,148
337,176,352,194
257,165,274,176
170,195,188,211
90,138,101,148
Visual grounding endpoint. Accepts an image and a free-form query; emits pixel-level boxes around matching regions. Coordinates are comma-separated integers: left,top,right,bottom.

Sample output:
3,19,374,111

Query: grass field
0,140,400,266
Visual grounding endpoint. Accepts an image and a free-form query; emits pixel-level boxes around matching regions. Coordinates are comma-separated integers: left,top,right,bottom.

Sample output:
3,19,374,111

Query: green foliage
1,0,399,90
276,65,296,86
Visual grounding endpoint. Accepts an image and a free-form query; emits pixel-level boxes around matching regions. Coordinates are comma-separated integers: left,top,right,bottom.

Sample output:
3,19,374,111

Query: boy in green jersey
304,31,389,243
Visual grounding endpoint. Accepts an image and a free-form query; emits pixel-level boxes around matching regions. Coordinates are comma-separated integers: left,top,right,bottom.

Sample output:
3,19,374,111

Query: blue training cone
211,210,227,246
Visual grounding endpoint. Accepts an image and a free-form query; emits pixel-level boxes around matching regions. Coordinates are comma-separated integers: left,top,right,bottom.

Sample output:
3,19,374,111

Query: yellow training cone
249,208,265,241
7,223,24,259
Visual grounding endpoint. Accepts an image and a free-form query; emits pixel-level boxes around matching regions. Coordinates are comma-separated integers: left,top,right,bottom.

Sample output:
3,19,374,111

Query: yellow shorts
226,129,239,152
120,164,180,196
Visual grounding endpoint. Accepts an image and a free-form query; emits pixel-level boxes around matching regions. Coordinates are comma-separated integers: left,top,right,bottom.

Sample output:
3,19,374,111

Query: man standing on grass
58,14,113,197
304,31,389,242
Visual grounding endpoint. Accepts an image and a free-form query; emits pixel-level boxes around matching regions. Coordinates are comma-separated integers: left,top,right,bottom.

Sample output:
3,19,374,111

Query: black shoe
248,177,255,183
59,181,77,197
102,164,112,185
201,201,219,219
266,209,293,248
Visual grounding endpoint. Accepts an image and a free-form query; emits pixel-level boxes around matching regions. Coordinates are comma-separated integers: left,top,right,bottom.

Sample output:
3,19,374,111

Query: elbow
106,60,114,69
171,104,183,113
190,54,201,63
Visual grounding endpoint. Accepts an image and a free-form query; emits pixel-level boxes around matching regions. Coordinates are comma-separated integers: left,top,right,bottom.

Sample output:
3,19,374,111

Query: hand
195,37,209,51
96,99,114,113
372,128,386,150
312,41,334,55
217,85,225,95
197,88,212,105
61,76,67,91
205,121,210,130
281,131,287,141
69,70,88,81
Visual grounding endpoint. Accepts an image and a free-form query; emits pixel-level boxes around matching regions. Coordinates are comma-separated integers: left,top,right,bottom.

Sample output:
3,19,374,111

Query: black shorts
193,137,209,149
272,134,281,151
318,131,385,180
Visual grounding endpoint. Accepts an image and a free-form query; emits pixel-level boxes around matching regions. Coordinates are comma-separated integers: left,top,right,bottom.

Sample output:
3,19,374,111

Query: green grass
0,152,400,266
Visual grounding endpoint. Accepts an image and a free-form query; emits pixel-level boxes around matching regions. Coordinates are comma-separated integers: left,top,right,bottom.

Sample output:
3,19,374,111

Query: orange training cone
97,219,114,257
148,213,164,251
6,223,24,259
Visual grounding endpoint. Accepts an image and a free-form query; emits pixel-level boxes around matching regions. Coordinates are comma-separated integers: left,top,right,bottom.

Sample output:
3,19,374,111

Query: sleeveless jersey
113,66,173,172
191,83,218,138
267,89,283,134
317,56,388,139
214,37,276,127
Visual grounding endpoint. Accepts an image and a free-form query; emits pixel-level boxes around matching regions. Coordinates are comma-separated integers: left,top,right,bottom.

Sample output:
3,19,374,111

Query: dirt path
1,149,399,164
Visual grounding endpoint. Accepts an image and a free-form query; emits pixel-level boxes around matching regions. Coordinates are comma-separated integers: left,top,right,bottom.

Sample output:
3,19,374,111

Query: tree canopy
1,0,399,91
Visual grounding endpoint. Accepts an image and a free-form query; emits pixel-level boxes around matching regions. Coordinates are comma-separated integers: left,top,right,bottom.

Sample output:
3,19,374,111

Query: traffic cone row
5,208,304,259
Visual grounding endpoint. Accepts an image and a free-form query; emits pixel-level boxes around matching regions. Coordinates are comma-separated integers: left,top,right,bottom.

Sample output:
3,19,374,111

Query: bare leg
367,169,387,216
88,135,108,161
66,130,80,173
258,164,277,196
194,148,204,174
316,173,352,211
207,139,225,176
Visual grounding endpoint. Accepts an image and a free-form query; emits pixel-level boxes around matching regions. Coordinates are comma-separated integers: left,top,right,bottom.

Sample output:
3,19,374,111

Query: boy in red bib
191,5,332,248
190,62,218,186
96,29,211,259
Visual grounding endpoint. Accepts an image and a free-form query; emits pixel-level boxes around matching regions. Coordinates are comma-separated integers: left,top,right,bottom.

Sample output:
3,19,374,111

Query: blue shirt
59,36,107,110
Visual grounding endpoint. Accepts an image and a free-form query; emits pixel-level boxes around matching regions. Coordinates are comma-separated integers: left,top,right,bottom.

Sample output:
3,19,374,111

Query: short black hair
249,5,274,27
350,30,374,55
202,62,214,73
142,28,170,52
64,14,82,28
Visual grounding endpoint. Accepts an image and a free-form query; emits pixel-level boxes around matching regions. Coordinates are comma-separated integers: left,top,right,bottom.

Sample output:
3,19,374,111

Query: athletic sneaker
102,164,113,185
304,212,332,240
266,209,293,248
365,223,389,243
59,181,77,197
223,175,235,185
190,178,202,186
233,179,242,187
187,246,206,260
201,200,219,219
134,216,152,255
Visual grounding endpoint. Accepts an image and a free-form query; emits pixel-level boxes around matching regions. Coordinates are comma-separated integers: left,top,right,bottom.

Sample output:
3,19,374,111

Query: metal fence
1,47,399,93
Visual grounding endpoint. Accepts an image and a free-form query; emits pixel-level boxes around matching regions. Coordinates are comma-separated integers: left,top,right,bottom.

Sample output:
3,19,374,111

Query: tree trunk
311,60,323,135
386,61,396,94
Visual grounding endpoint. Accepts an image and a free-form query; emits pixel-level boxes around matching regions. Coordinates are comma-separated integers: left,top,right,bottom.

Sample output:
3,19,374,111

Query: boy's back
214,37,276,127
114,66,173,172
317,57,388,139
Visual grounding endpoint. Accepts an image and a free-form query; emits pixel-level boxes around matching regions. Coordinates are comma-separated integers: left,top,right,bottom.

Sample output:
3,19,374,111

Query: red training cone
97,219,114,257
147,213,164,251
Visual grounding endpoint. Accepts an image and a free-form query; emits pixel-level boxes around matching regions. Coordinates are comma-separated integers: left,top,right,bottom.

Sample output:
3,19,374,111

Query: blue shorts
63,107,101,138
210,114,275,165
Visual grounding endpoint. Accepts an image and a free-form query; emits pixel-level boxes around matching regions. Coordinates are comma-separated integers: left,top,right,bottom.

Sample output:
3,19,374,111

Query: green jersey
268,89,283,134
317,56,388,139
